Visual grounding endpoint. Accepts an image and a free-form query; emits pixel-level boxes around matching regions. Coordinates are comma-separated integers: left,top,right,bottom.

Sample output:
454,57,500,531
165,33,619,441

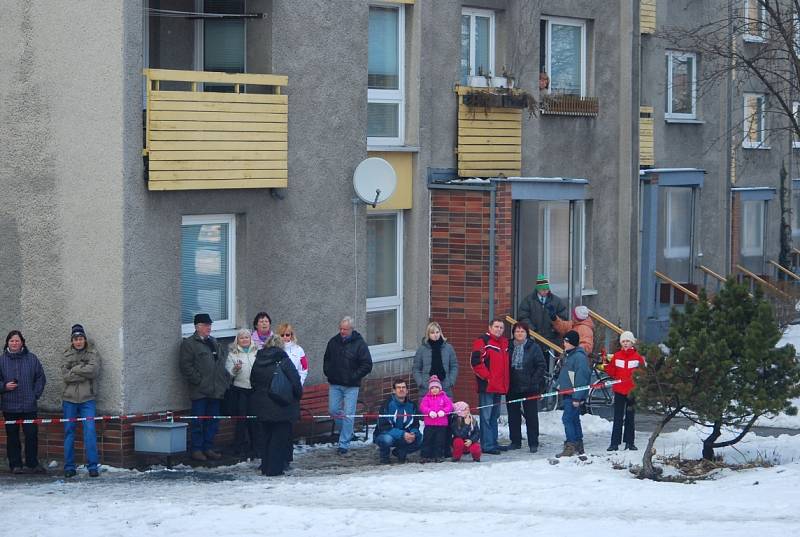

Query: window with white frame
743,93,766,148
540,17,587,96
793,185,800,236
743,0,766,42
741,200,765,257
664,187,692,258
366,212,403,352
368,5,405,145
539,201,588,296
665,51,697,119
793,102,800,148
460,8,495,84
181,215,236,334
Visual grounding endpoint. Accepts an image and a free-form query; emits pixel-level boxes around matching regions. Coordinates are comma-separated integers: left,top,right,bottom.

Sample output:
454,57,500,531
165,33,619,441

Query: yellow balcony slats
639,106,654,166
641,0,656,34
456,86,522,178
144,68,288,191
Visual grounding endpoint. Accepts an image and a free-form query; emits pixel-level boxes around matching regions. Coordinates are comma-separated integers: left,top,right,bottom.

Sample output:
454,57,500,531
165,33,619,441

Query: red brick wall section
430,182,513,409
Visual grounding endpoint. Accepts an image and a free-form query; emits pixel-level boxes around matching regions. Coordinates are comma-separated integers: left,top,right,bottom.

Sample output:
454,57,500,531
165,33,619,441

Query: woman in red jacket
604,331,644,451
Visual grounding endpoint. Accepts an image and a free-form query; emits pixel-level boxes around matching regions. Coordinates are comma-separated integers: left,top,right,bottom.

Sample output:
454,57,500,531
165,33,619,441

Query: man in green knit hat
517,274,568,350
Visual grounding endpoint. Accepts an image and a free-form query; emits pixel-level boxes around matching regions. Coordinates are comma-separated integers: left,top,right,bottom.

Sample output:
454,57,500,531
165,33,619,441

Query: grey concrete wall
0,1,126,412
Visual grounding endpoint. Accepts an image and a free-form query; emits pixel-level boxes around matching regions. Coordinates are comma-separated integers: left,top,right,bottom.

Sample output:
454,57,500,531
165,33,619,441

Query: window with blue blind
181,215,236,334
203,0,245,92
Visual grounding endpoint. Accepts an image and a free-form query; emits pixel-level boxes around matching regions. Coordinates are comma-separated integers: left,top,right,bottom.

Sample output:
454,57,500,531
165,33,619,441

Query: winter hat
428,375,442,391
563,330,580,348
620,331,636,344
194,313,213,325
535,274,550,291
453,401,470,418
573,305,590,321
70,324,86,339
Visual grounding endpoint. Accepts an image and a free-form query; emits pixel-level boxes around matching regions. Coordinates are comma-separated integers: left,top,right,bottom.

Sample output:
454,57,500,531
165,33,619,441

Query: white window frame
664,188,692,259
793,102,800,149
181,214,237,336
368,4,405,147
792,184,800,237
541,16,587,98
743,0,766,43
743,93,767,148
741,200,765,257
366,211,404,355
665,51,697,120
541,201,588,296
462,8,496,79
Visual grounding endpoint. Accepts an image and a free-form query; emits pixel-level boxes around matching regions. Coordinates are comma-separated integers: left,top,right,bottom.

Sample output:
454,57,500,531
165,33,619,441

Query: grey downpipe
489,184,496,322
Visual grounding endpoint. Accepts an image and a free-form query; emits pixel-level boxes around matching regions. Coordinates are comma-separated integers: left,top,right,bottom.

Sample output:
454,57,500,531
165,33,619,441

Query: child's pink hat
428,375,442,390
453,401,470,417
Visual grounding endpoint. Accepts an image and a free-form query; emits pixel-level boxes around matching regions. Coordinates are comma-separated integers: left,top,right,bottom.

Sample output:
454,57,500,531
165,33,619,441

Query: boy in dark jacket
450,401,481,462
373,379,421,464
557,330,591,458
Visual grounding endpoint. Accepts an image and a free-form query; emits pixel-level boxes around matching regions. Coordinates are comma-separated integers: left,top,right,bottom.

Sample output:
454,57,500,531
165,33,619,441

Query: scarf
428,338,445,382
512,340,525,369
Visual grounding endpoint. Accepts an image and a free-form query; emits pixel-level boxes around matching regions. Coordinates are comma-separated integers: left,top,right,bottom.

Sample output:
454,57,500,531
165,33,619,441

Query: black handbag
269,360,294,406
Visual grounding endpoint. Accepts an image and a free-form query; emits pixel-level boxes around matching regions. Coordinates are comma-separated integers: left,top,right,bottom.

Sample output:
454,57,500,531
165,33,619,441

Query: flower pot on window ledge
461,87,536,115
466,75,516,90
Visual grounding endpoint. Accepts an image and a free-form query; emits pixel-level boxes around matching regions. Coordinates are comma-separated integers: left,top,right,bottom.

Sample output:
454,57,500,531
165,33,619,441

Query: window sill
367,145,420,153
181,327,239,339
665,118,704,124
370,348,416,363
581,288,599,297
742,144,770,150
793,143,800,150
742,35,765,43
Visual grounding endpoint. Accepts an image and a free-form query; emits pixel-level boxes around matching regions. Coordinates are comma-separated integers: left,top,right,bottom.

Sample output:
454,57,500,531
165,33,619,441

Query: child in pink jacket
419,375,453,462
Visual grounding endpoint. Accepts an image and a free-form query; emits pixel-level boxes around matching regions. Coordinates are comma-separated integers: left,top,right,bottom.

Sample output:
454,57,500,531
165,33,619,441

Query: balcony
539,94,599,117
455,86,523,178
143,69,288,191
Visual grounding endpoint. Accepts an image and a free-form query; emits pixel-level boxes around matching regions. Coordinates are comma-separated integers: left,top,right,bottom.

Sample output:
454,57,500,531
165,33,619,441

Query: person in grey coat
179,313,232,462
517,274,568,348
412,321,459,397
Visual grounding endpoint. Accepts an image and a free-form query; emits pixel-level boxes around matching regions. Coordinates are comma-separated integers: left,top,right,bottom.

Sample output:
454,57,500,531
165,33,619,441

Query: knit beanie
70,324,87,339
453,401,470,417
620,331,636,344
573,305,590,321
535,274,550,291
428,375,442,391
563,330,580,348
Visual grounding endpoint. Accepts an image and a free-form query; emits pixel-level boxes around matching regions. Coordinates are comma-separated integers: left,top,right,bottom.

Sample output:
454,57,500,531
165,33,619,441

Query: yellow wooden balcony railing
639,106,654,166
143,68,288,191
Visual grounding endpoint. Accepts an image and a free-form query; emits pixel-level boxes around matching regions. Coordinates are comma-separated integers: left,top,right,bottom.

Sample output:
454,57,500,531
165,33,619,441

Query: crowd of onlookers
0,274,645,477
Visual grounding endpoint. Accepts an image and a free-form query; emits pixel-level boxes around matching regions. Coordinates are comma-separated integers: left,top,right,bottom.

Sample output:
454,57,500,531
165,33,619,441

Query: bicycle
584,357,615,419
539,348,562,412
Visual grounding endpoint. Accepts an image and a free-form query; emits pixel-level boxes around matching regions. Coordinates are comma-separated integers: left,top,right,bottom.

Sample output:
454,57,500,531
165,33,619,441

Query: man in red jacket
470,319,510,455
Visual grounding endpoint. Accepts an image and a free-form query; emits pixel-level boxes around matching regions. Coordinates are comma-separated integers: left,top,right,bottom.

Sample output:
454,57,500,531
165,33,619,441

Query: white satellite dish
353,157,397,207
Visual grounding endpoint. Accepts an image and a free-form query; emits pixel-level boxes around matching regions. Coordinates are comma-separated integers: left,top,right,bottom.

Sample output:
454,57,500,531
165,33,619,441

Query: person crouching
450,401,481,462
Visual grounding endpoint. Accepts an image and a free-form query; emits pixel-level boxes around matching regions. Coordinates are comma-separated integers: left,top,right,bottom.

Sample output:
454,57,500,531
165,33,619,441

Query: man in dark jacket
470,318,509,455
179,313,231,462
323,316,373,454
507,321,546,453
373,379,421,464
517,274,568,350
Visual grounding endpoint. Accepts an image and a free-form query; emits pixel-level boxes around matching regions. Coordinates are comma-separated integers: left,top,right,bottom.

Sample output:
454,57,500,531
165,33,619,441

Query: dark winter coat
374,395,421,437
323,330,373,387
412,338,459,394
179,332,231,400
248,346,303,423
558,346,591,401
508,338,546,395
450,416,481,443
0,349,46,413
470,333,510,394
517,291,568,345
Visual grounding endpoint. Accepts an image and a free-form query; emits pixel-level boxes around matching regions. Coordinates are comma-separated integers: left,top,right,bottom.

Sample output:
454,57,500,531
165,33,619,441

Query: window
540,17,587,96
460,8,495,84
366,212,403,352
664,188,692,258
743,93,766,148
665,51,697,119
743,0,766,42
540,201,589,296
741,200,765,257
793,186,800,236
793,102,800,149
181,215,236,334
368,5,405,145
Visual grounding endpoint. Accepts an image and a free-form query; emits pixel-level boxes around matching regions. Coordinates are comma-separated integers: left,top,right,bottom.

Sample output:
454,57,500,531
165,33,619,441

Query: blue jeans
190,398,221,452
328,385,359,449
478,392,501,451
374,429,422,459
63,400,99,472
562,396,583,443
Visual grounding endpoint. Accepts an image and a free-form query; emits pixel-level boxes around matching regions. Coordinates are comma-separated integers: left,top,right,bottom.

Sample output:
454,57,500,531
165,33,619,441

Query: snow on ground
755,324,800,428
2,413,798,537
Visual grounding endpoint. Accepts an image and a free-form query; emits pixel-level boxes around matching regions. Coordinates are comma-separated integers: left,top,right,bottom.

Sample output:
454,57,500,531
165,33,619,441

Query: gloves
545,303,556,321
437,410,445,418
428,411,437,418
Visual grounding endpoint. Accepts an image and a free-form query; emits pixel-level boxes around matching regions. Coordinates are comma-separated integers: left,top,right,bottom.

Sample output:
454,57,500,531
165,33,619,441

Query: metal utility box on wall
133,421,188,454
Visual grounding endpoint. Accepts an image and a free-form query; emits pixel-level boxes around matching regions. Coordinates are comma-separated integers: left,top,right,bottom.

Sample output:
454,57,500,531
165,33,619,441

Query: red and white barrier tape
0,411,173,427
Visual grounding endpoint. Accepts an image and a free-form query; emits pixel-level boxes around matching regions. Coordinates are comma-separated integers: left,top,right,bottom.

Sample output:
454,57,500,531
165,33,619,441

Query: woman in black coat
506,321,546,453
249,335,303,476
